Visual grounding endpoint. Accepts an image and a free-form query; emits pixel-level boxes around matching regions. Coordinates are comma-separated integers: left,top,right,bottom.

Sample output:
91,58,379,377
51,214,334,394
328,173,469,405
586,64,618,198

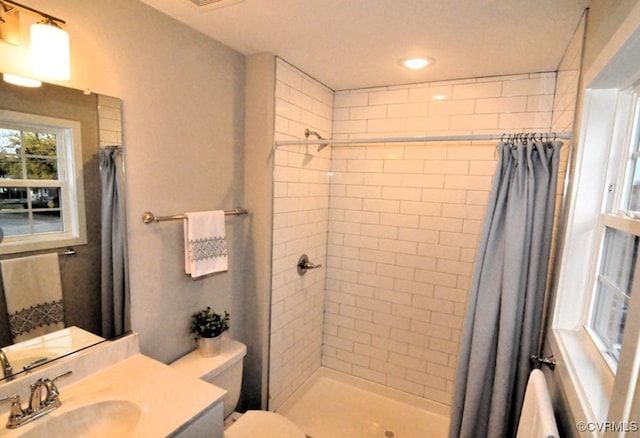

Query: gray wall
0,0,251,400
582,0,640,72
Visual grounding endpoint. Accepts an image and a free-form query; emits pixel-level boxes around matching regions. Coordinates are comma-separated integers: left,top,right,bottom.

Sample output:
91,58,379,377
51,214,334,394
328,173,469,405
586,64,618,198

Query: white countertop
0,353,226,437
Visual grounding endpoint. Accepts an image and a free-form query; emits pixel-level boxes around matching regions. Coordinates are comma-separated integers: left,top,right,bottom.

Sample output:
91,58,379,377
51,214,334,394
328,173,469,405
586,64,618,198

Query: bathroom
0,0,639,436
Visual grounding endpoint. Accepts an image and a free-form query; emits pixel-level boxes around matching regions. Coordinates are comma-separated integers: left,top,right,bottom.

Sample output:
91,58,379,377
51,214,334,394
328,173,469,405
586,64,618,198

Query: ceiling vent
185,0,244,10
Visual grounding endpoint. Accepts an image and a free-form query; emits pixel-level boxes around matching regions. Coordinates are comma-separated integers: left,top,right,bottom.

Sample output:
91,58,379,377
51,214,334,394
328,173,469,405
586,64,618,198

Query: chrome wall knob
297,254,322,276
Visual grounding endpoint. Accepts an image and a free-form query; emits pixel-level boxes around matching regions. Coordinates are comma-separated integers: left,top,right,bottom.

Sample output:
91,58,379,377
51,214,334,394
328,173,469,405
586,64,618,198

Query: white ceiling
139,0,589,91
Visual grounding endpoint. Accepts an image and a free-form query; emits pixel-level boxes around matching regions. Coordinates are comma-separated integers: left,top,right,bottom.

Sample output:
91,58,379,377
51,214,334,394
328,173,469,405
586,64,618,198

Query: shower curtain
449,139,561,438
99,146,130,338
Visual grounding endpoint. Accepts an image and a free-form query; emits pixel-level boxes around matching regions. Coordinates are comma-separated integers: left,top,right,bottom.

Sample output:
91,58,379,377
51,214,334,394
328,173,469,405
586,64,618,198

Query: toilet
170,337,305,437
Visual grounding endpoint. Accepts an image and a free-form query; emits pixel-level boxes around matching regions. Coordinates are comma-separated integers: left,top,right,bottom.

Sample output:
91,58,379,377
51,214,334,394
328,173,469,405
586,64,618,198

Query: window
0,110,86,254
589,224,638,368
586,90,640,372
550,7,640,429
1,127,63,236
553,87,640,426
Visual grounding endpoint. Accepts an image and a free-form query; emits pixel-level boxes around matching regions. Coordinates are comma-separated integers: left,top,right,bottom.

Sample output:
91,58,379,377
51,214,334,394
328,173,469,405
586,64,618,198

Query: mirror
0,77,127,381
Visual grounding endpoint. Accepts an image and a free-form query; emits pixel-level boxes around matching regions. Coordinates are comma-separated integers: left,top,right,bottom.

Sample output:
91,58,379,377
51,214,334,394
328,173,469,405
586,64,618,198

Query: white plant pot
198,336,222,357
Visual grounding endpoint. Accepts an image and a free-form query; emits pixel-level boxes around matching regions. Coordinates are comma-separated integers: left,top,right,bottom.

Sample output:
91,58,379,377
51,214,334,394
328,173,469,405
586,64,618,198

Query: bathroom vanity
0,333,225,437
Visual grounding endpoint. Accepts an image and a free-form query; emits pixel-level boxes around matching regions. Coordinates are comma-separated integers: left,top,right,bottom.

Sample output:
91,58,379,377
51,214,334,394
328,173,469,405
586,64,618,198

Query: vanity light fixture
0,2,19,45
0,0,70,82
30,18,70,80
401,57,433,70
2,72,41,87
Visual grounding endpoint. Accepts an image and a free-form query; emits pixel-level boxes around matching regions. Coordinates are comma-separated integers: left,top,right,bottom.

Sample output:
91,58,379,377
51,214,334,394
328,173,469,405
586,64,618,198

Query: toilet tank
170,338,247,419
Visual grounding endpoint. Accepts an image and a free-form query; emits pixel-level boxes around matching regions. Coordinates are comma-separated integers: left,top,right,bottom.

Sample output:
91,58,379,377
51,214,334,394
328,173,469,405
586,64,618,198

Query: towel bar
142,208,248,224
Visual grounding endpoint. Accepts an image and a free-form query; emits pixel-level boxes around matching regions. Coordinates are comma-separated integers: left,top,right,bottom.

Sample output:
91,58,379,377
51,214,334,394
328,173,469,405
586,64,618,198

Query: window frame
551,9,640,432
0,109,87,254
583,89,640,373
552,88,619,425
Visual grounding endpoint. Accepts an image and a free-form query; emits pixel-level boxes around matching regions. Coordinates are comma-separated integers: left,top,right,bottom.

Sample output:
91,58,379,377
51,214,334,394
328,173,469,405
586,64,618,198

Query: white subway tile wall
325,72,559,406
270,57,578,409
98,94,122,147
270,59,333,410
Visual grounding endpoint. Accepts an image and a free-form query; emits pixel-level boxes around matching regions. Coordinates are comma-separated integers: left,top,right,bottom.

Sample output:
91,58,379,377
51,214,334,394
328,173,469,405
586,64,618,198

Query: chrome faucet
0,370,71,429
28,370,71,412
0,349,13,381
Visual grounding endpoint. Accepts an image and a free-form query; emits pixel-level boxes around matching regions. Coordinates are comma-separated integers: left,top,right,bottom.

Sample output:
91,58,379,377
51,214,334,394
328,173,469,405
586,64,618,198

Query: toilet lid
224,411,306,438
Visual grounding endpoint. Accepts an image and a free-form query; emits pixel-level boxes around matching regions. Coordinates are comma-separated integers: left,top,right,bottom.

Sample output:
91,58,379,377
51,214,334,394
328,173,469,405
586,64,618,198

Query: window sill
0,233,87,255
550,327,614,430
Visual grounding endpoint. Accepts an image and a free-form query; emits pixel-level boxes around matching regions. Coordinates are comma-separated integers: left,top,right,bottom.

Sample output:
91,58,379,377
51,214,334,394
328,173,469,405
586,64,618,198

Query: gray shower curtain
449,140,561,438
99,146,130,338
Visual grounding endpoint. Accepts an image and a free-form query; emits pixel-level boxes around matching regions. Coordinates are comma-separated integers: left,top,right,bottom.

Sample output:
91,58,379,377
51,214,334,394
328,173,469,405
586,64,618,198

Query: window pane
26,157,58,180
0,155,22,179
0,187,27,211
590,227,639,368
0,128,20,154
0,186,63,237
32,211,62,234
31,187,60,209
23,131,56,156
592,283,628,363
0,212,30,236
600,227,638,294
630,174,640,211
627,102,640,211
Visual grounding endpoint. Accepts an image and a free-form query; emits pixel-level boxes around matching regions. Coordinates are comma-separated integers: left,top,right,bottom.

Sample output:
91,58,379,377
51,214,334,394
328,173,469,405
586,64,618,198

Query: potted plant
190,307,230,357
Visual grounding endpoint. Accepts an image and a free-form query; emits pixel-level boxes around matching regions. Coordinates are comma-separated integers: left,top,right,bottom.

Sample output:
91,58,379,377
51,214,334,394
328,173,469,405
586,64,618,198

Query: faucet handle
45,370,72,405
0,395,25,427
52,370,72,382
0,394,22,409
23,357,49,372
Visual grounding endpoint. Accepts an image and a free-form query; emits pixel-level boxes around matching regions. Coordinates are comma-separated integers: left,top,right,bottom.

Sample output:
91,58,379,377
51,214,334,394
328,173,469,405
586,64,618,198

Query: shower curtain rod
274,132,573,148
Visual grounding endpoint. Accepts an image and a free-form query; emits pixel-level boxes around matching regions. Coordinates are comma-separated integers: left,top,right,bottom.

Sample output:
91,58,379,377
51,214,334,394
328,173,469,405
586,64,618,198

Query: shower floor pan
277,367,450,438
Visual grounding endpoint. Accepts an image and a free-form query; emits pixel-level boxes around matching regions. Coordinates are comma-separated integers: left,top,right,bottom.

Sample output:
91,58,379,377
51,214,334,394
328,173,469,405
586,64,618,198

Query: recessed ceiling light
402,57,432,70
431,94,447,100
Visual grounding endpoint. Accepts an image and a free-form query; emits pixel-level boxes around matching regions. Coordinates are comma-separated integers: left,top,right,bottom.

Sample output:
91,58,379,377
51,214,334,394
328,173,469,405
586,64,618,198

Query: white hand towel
1,253,65,343
184,211,228,279
516,369,559,438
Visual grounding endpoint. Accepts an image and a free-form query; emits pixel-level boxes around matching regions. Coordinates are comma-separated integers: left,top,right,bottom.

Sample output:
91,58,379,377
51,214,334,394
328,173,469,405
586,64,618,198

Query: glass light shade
2,73,42,88
30,22,70,80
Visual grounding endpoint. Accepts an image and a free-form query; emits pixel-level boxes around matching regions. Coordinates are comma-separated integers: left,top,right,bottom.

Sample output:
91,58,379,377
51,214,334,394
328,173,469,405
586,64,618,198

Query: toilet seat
224,411,306,438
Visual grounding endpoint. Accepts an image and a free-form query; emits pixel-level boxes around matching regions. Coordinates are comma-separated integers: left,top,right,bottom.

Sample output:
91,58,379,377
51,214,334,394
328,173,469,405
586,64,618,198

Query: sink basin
0,349,226,437
20,400,141,438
